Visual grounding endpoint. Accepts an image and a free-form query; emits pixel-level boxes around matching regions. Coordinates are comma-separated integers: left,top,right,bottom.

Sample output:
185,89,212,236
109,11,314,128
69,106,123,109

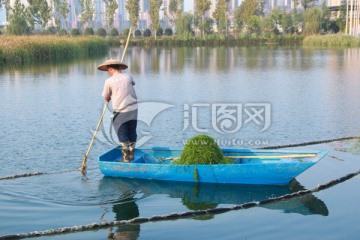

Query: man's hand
104,96,111,102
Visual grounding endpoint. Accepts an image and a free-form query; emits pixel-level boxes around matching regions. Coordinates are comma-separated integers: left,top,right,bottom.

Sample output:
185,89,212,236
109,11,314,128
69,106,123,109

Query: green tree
143,28,151,37
247,15,261,35
8,0,25,16
110,27,119,36
270,7,282,25
321,1,330,33
291,5,302,33
84,27,94,35
261,15,276,36
195,0,211,37
79,0,95,27
123,28,130,36
126,0,140,35
164,27,173,36
282,12,295,33
149,0,162,39
204,17,214,34
70,28,81,36
58,29,68,36
26,0,52,29
336,4,346,33
175,12,193,39
167,0,183,28
303,7,322,35
213,0,228,35
96,28,107,37
104,0,118,29
135,29,142,37
269,7,283,33
168,0,177,19
7,14,31,35
234,0,262,33
6,0,31,35
46,26,57,34
156,27,163,36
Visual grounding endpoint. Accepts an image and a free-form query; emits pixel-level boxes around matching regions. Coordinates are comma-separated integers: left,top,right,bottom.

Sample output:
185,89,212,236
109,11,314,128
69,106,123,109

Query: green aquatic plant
175,134,232,165
193,167,199,182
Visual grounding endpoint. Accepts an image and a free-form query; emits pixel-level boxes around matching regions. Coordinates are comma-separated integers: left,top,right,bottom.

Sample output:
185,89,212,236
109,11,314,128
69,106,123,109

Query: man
97,59,138,162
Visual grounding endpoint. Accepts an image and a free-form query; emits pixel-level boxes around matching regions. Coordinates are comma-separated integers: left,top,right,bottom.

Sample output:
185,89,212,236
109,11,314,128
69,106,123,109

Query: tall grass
303,35,360,47
0,35,109,65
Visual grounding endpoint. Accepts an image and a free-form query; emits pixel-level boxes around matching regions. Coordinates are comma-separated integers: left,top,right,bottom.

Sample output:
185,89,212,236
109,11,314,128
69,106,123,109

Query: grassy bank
0,36,109,65
2,34,358,66
303,35,360,47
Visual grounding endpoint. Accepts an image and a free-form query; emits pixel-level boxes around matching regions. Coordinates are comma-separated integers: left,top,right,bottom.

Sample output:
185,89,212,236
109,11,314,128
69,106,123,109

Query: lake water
0,46,360,239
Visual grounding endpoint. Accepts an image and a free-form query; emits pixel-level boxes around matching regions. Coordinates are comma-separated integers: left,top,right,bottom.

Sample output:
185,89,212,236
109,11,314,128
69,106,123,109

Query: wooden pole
80,28,132,174
80,102,108,174
162,154,317,161
226,154,317,159
121,28,132,63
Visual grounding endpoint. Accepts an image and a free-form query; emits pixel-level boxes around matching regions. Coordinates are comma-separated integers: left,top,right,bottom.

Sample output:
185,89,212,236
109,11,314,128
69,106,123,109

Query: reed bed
0,35,109,65
303,35,360,47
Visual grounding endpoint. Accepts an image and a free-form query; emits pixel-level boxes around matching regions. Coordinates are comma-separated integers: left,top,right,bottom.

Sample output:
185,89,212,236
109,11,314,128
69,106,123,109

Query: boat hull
98,147,327,185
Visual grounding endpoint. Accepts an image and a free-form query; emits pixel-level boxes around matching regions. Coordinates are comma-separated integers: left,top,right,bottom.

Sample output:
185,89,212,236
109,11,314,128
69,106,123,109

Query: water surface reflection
110,46,360,75
98,176,328,240
99,177,328,217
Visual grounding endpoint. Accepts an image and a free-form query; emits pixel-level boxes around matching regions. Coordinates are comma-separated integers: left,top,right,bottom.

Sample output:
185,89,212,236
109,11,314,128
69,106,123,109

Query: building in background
0,7,6,26
264,0,293,14
117,0,130,29
138,0,150,30
3,0,353,34
93,0,103,29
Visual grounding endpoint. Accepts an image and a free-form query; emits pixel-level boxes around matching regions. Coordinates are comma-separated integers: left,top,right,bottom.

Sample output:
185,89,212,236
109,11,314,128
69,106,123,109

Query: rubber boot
129,142,136,162
120,142,130,162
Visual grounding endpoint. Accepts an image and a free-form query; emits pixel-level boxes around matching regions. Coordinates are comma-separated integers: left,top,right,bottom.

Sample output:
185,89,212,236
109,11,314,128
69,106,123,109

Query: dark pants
113,110,138,143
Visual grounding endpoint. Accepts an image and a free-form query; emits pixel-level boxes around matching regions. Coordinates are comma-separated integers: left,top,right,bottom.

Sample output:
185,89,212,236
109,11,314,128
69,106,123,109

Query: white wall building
0,7,6,26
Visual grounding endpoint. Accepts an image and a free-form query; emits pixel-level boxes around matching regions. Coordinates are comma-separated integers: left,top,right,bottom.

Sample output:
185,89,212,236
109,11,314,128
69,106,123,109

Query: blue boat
98,147,328,185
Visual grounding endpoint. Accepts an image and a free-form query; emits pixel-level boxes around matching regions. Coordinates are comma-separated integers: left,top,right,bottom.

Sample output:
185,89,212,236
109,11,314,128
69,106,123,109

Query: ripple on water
0,170,144,207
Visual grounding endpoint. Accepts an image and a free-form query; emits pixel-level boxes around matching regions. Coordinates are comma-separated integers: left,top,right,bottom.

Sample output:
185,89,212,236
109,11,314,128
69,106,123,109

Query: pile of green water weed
174,134,232,165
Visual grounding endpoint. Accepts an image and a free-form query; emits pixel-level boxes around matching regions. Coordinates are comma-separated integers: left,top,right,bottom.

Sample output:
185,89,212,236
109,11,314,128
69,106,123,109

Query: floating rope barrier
0,171,49,180
1,168,359,240
0,167,98,181
261,136,360,149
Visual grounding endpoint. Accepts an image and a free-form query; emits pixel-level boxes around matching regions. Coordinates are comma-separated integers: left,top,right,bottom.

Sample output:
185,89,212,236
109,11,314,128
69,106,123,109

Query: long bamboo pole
162,154,317,161
80,28,132,175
